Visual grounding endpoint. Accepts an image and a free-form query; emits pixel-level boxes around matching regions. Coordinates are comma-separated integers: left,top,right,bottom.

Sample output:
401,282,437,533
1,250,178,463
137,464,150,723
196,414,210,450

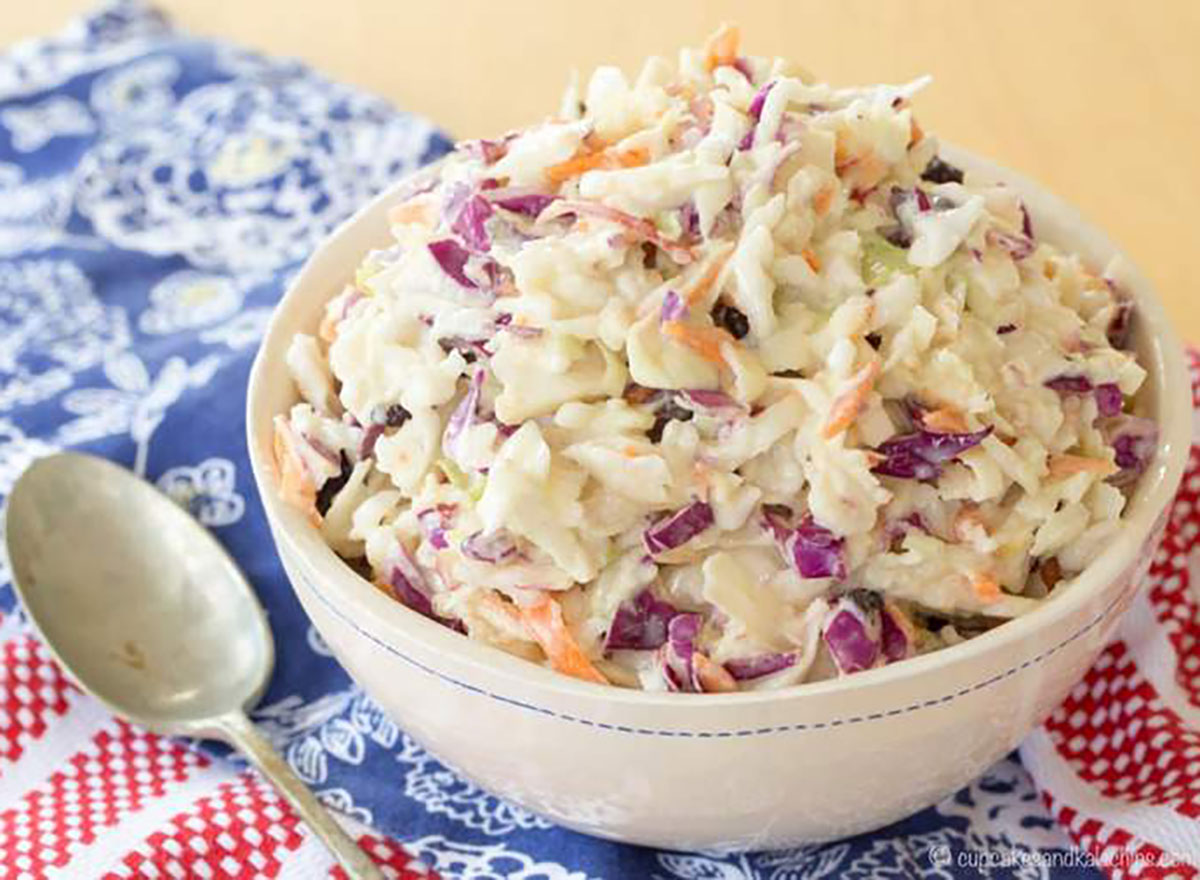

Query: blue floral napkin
0,3,1099,876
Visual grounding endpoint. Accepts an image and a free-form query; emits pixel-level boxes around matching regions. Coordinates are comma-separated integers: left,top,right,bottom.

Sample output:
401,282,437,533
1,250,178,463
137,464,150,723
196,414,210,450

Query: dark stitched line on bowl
297,570,1125,738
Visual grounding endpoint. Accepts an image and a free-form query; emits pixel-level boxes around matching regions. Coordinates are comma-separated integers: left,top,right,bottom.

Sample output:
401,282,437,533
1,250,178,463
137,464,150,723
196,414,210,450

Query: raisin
1039,557,1064,589
845,587,884,615
646,399,694,443
711,303,750,340
865,333,883,350
772,369,804,379
384,404,410,427
881,225,912,249
316,451,352,516
623,383,660,405
920,156,964,184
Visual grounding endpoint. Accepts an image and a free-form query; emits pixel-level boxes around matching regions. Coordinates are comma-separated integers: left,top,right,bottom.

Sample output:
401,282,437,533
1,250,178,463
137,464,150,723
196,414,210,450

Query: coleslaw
275,27,1155,691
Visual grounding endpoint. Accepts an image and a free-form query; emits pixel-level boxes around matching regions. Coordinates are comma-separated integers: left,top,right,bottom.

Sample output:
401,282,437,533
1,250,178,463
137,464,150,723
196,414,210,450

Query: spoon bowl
5,452,383,879
5,452,271,732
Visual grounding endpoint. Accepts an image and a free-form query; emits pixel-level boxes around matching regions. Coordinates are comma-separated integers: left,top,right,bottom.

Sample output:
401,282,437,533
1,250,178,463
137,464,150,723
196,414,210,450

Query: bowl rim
246,142,1192,710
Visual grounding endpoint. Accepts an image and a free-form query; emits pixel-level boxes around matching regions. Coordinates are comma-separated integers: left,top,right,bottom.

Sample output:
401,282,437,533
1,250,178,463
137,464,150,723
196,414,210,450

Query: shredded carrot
543,144,649,186
681,248,733,306
543,148,608,185
691,460,713,491
317,312,339,345
693,655,737,693
704,24,740,72
387,199,435,227
953,505,988,543
923,406,970,434
1046,454,1117,479
662,320,735,364
812,184,834,218
841,151,889,192
909,117,924,146
1042,260,1058,280
802,248,822,273
834,133,853,170
520,594,608,685
273,419,319,525
622,444,641,459
822,360,881,439
972,574,1002,604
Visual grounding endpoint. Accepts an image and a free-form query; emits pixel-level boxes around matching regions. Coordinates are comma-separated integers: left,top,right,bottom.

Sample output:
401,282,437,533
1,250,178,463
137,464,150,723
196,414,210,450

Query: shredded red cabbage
661,612,703,692
491,193,558,218
388,548,465,632
760,507,846,579
304,433,340,466
1044,374,1093,394
359,423,385,459
1047,375,1124,417
1104,415,1157,486
417,505,456,550
788,516,847,580
605,589,679,651
451,194,494,252
882,512,929,550
822,595,881,674
461,529,520,564
660,290,688,323
724,652,796,681
872,428,992,481
1095,383,1123,418
1020,203,1034,239
501,323,543,339
442,368,485,468
680,388,740,410
494,313,544,339
428,239,477,289
748,81,774,120
880,607,911,663
680,201,700,238
987,228,1034,260
643,500,715,555
738,81,775,150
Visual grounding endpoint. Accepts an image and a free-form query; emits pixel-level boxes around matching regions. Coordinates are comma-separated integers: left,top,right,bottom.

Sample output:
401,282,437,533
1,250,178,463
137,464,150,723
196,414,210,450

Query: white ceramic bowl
246,145,1191,850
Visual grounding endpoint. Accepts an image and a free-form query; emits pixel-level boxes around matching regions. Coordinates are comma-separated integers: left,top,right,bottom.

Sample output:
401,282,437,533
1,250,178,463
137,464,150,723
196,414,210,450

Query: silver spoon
4,452,384,880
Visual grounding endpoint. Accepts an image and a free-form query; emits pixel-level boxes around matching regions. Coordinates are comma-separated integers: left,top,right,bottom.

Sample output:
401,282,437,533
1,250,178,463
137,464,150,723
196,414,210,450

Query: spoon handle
216,711,385,880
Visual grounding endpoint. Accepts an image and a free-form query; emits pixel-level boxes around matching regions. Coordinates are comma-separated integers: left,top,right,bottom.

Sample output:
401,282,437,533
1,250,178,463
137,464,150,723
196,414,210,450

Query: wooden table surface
6,1,1200,340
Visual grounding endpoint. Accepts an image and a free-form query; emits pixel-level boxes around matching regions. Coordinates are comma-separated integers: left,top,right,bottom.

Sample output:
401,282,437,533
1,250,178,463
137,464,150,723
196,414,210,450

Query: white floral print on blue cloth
0,3,1099,878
